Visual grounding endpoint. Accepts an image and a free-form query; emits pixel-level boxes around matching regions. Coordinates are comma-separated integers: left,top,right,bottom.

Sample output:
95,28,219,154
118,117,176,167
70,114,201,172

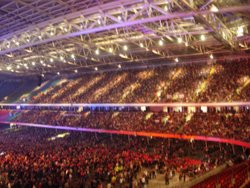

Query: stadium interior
0,0,250,187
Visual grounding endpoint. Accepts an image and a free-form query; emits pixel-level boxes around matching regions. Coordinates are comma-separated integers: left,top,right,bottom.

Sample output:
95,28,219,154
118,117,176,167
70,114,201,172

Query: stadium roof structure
0,0,249,76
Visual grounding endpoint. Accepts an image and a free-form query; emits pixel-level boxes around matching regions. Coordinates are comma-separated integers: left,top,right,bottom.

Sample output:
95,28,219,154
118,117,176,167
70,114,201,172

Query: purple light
1,121,250,148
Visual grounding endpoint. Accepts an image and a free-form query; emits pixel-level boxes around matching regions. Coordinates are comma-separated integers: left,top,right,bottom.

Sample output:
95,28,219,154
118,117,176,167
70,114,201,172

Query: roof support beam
177,0,239,50
0,2,249,56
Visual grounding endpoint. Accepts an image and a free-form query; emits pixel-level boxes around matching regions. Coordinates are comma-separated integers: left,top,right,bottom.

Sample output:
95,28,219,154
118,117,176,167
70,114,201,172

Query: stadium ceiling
0,0,249,76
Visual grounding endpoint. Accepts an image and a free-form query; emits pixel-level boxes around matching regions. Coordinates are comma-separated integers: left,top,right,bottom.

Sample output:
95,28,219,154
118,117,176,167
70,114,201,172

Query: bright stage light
123,45,128,51
210,4,219,12
237,26,244,37
164,5,168,11
210,54,214,59
74,69,78,73
71,54,75,59
50,58,54,62
185,42,188,46
200,34,206,41
95,67,98,71
32,62,35,66
177,37,182,43
95,49,100,55
118,64,121,69
175,58,179,62
141,106,146,112
57,72,60,75
139,43,144,48
158,39,164,46
109,47,113,53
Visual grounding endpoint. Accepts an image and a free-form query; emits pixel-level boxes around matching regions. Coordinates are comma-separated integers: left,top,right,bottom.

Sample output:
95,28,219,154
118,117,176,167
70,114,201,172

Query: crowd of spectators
30,61,250,104
0,127,248,188
13,110,250,142
1,61,250,187
182,112,250,141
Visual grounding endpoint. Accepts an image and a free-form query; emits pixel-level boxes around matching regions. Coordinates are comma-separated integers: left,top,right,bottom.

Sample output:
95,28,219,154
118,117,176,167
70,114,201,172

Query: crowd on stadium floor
0,128,248,188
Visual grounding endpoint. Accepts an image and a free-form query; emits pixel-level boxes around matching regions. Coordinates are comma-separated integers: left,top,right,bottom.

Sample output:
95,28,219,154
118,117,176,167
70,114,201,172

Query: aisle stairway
147,165,226,188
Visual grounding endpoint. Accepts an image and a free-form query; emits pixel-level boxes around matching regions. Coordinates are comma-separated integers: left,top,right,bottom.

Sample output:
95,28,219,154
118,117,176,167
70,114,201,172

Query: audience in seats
13,111,250,142
30,61,250,104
